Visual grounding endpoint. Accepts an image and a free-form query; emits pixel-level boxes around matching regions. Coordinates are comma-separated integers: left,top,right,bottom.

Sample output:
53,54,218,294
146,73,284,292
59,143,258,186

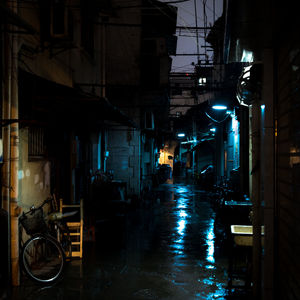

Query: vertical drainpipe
251,101,262,299
101,20,106,172
2,6,12,213
215,122,224,184
10,0,20,286
2,1,12,285
240,106,249,196
262,49,275,300
192,117,196,176
101,22,106,99
10,31,19,287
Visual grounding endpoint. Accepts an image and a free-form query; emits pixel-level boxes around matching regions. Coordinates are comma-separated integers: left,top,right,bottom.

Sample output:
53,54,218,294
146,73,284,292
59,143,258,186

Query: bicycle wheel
57,221,72,260
21,234,65,283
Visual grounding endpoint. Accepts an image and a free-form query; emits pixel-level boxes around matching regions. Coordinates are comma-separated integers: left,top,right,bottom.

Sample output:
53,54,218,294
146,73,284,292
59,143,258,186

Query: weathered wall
105,0,141,86
106,127,140,196
18,129,51,209
276,39,300,299
19,1,103,95
16,1,105,205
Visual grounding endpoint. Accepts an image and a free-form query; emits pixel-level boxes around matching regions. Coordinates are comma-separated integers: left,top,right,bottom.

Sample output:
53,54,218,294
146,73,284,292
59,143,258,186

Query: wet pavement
4,179,234,299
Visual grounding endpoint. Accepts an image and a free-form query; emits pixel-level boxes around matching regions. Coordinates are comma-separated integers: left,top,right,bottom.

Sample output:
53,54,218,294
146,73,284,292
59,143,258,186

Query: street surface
7,179,230,299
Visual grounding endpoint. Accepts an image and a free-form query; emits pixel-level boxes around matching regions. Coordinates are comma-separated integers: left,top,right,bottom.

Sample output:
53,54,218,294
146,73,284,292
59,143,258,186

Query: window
80,0,95,57
28,128,45,160
40,0,73,44
51,0,67,37
198,77,207,86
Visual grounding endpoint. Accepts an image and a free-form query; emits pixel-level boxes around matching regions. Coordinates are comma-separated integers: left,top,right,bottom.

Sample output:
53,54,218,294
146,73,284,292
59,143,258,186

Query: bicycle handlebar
22,197,53,216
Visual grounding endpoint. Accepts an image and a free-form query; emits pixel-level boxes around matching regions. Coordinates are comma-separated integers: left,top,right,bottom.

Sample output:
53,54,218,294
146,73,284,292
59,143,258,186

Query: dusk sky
170,0,223,73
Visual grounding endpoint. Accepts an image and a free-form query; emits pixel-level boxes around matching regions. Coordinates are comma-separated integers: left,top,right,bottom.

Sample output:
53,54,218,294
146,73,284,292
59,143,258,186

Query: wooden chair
59,198,83,258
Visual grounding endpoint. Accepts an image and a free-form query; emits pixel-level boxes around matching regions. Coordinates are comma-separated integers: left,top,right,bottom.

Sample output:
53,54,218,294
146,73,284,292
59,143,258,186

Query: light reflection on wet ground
161,182,228,299
8,179,229,299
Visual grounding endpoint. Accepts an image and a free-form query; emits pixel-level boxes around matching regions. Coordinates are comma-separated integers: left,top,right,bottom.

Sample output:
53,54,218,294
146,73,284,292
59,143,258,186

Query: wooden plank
60,198,83,258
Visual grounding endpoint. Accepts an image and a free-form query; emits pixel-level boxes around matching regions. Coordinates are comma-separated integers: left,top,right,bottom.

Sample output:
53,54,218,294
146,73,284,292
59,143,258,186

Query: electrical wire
113,0,192,9
146,0,205,43
158,0,193,3
205,111,230,123
172,63,195,70
175,2,205,25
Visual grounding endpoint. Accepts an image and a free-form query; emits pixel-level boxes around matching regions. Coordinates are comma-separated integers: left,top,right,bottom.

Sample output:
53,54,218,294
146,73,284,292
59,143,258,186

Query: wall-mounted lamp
177,133,185,138
212,105,227,110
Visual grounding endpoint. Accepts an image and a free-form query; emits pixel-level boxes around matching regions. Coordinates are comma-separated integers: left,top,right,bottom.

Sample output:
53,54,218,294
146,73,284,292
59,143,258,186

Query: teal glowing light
212,105,227,110
177,133,185,137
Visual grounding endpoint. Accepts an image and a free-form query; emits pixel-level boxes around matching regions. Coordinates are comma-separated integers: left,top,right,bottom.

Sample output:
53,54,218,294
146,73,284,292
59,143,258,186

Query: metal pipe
9,0,20,286
2,0,12,286
262,49,275,300
194,0,200,62
101,21,106,98
251,102,262,299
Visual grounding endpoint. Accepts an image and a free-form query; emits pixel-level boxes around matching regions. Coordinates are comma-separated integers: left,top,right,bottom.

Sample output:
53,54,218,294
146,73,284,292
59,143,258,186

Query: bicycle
19,197,76,284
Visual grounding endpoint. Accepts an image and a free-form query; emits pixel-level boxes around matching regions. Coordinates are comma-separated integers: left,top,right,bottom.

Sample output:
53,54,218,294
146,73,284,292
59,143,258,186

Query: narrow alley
2,0,300,299
8,179,233,300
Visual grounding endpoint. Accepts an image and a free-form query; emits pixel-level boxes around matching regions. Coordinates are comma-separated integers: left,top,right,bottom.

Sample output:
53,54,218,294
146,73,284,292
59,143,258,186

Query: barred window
28,128,45,160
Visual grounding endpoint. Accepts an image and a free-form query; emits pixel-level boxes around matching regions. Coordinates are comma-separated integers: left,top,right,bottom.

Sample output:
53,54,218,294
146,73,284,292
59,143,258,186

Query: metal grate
28,127,45,160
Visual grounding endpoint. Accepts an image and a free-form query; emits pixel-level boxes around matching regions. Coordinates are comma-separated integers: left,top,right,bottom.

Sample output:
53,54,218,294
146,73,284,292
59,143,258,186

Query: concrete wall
106,127,141,196
19,0,103,95
105,0,141,86
16,1,105,206
18,129,51,209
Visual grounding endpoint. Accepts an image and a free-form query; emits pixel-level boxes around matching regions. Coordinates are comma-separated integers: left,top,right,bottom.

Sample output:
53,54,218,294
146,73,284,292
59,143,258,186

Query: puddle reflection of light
177,219,186,235
196,281,227,299
177,198,187,209
179,210,188,218
206,219,215,264
176,186,189,194
172,197,188,252
205,265,215,270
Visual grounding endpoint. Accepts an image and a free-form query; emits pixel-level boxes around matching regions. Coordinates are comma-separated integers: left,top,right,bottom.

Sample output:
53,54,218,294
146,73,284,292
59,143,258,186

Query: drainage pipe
251,102,262,299
2,0,12,286
10,18,20,285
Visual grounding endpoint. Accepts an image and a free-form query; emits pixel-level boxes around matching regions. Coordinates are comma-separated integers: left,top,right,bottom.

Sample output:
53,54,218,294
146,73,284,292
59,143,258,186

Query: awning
18,69,137,129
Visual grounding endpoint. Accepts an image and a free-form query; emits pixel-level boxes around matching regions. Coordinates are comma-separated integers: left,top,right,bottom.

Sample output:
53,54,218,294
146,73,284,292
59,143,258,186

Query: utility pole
2,0,12,287
194,0,200,63
2,0,21,286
